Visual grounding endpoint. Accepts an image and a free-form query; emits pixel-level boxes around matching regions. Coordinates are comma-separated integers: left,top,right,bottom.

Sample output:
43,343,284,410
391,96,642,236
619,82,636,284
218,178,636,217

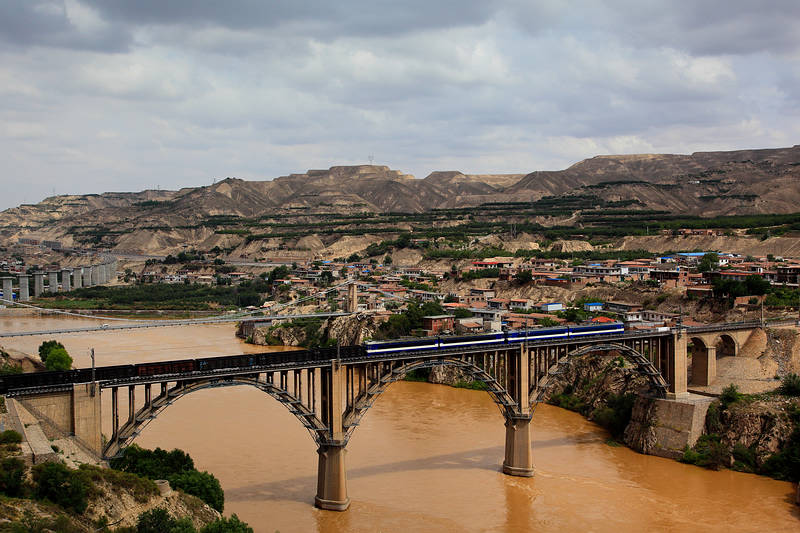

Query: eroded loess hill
3,146,800,256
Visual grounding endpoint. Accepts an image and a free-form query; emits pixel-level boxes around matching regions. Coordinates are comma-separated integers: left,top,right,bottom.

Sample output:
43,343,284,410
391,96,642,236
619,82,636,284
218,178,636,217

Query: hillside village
3,234,798,338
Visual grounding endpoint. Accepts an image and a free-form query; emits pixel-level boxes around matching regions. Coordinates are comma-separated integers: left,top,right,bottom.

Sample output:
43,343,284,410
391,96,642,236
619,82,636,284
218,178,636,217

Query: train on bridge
0,322,624,394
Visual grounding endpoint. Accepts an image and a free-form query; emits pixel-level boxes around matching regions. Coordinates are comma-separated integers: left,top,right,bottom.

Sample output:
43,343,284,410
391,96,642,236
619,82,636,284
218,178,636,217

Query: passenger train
364,322,624,355
0,322,624,394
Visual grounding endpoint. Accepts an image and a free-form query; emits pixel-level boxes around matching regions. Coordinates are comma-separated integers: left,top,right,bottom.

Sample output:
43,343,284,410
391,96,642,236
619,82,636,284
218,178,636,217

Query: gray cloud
0,0,799,211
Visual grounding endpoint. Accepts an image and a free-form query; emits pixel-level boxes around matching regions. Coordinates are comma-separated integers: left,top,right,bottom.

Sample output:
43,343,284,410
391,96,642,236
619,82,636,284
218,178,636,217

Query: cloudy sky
1,1,799,210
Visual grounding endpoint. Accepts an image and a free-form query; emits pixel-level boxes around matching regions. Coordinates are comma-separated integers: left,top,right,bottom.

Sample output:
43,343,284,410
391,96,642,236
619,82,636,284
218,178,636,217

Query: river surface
2,315,798,532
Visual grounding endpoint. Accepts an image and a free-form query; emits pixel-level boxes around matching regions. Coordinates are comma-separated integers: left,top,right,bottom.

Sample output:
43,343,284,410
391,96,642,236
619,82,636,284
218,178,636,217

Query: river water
1,315,798,532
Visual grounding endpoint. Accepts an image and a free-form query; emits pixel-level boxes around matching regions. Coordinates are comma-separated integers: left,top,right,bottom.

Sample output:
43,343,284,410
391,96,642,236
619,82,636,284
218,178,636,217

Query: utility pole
90,348,96,397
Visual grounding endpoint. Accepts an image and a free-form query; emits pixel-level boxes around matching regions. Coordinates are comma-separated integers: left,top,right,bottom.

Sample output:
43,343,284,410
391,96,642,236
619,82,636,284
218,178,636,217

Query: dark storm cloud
0,0,798,212
83,0,503,38
0,1,130,51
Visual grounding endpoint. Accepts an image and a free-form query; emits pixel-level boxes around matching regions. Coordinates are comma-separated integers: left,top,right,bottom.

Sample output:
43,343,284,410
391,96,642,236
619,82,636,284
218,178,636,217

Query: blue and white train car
364,322,624,356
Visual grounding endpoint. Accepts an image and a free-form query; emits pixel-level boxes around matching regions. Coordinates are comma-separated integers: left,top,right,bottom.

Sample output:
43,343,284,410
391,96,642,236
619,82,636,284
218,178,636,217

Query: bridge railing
684,320,762,334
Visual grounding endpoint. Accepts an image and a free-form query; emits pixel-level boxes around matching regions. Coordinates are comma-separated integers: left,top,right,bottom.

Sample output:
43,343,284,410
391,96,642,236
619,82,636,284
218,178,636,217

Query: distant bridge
3,321,773,511
0,312,352,337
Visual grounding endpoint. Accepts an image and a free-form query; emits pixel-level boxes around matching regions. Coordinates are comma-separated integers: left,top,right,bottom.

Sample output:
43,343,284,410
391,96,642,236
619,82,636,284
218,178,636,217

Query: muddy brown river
2,315,798,532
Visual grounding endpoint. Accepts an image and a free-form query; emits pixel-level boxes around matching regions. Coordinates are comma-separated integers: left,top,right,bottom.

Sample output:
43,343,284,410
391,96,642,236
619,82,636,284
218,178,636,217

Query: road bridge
1,321,768,511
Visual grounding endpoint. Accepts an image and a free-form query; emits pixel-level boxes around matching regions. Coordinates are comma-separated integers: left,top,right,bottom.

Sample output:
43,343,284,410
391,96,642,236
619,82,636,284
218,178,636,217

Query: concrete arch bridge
4,321,767,511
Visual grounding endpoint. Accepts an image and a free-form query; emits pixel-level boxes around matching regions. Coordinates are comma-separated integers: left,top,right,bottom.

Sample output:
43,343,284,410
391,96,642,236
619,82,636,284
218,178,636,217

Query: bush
44,346,73,371
110,445,195,479
201,514,254,533
169,470,225,512
136,508,196,533
32,462,88,514
680,434,729,470
719,384,742,408
778,373,800,396
38,340,65,364
0,429,22,444
112,445,225,512
0,457,26,497
732,443,757,472
590,393,636,439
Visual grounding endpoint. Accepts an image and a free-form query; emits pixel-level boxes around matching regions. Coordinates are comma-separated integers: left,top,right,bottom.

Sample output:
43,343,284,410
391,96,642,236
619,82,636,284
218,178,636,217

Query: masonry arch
715,334,737,358
342,357,518,445
103,376,327,458
529,342,668,405
688,336,712,386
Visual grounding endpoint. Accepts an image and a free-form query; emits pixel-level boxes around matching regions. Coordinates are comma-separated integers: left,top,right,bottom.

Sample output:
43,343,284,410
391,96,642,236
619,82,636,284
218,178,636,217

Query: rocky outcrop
245,314,380,347
428,365,473,386
85,478,220,530
714,397,795,468
540,353,652,412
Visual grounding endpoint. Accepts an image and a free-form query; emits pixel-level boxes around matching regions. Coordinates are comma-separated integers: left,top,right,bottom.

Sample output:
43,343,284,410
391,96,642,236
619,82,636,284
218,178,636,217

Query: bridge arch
341,357,519,445
529,342,668,405
103,376,327,458
688,336,712,386
715,334,737,358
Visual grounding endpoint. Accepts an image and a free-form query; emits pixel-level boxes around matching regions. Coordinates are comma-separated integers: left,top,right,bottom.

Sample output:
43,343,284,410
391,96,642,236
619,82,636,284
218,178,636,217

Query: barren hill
2,146,800,255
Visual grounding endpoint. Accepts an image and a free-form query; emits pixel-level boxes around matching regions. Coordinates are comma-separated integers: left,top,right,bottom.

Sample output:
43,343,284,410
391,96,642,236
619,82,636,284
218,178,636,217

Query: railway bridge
2,321,765,511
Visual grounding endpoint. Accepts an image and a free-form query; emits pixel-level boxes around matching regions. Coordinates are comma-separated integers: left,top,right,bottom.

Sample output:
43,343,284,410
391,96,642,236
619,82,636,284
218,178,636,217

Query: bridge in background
2,321,768,511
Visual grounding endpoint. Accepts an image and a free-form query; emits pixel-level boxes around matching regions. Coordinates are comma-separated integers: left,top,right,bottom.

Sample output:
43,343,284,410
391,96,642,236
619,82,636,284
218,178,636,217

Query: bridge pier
502,415,534,477
315,444,350,511
1,277,12,302
48,271,58,293
18,274,29,301
61,269,71,292
667,331,689,400
33,272,44,298
315,360,351,511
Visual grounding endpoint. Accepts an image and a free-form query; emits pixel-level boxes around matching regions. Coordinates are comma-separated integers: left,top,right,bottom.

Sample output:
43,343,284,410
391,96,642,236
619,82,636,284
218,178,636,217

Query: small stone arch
530,342,668,405
342,357,519,444
103,376,327,458
688,336,712,386
715,334,737,358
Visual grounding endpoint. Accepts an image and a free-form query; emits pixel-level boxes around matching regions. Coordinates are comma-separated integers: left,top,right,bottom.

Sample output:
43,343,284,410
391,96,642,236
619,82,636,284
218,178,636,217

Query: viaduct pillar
33,272,44,298
18,274,30,301
315,360,350,511
83,266,92,287
73,268,83,289
61,269,71,292
48,271,58,293
668,331,689,399
502,346,534,477
91,265,101,286
1,277,12,302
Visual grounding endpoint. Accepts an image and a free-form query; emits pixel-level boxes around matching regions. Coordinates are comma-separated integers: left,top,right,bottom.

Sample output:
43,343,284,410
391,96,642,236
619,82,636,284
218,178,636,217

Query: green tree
744,274,770,296
0,457,26,497
32,462,88,514
514,270,533,284
201,515,254,533
110,445,195,479
383,255,393,265
38,340,65,364
44,346,73,371
169,471,224,512
697,252,719,273
267,265,290,283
